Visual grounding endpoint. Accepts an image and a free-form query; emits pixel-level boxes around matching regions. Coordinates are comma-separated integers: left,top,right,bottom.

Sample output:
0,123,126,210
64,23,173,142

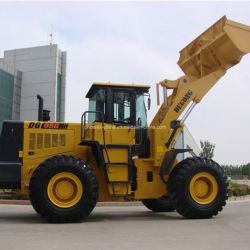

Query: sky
0,1,250,165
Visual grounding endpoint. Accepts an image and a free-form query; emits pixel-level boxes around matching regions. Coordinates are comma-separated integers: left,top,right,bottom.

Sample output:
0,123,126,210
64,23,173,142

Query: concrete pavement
0,200,249,250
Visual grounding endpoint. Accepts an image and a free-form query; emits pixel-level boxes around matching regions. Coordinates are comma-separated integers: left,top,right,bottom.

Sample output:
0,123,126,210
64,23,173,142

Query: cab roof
86,82,151,98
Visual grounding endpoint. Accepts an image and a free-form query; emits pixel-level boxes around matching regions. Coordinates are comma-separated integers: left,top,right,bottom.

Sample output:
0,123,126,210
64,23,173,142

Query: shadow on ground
0,206,182,224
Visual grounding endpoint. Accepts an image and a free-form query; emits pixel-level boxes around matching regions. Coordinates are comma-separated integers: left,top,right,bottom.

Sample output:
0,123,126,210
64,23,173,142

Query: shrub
229,182,250,197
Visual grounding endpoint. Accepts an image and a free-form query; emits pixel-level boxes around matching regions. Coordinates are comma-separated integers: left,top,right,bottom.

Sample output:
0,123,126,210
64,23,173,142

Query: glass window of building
0,69,14,131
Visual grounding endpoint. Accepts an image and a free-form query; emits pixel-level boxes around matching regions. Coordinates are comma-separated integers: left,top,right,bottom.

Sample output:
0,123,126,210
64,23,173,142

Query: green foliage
199,140,215,159
222,163,250,176
229,182,241,188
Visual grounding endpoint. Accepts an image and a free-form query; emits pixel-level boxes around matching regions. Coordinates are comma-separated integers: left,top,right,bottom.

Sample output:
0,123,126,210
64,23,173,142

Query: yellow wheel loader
0,16,250,222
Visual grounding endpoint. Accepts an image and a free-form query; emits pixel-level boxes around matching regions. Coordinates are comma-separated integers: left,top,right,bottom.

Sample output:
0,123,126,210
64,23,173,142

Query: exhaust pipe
37,95,43,121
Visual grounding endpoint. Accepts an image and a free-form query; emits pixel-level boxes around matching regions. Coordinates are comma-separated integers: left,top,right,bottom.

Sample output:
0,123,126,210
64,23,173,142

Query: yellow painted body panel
22,122,84,194
134,159,166,199
86,82,150,97
21,121,136,199
85,122,135,196
21,122,96,200
92,82,150,89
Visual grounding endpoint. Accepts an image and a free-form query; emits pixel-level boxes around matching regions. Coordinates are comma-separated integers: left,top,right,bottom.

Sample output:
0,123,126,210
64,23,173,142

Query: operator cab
85,83,151,157
86,82,150,127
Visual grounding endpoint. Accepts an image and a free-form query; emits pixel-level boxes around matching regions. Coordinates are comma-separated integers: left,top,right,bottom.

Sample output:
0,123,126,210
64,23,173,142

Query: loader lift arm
150,16,250,167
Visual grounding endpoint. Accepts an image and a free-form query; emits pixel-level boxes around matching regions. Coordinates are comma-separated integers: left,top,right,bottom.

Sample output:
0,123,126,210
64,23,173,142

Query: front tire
29,155,99,223
168,157,228,219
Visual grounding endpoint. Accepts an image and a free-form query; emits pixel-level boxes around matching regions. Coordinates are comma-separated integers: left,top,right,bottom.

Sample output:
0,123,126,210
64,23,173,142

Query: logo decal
28,122,69,129
174,90,193,113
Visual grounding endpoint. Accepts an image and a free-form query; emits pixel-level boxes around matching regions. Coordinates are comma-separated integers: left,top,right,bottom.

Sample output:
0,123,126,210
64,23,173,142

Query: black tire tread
142,196,175,212
29,155,99,223
167,157,228,219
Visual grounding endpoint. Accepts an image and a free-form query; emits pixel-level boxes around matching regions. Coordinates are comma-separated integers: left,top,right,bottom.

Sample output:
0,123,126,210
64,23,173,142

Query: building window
0,69,14,131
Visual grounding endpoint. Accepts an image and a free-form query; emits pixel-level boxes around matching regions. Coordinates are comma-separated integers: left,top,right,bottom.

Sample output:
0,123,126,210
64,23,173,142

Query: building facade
0,44,66,130
0,60,22,131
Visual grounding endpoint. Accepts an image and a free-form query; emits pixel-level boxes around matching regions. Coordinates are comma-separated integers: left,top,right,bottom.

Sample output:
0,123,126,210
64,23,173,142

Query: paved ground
0,200,249,250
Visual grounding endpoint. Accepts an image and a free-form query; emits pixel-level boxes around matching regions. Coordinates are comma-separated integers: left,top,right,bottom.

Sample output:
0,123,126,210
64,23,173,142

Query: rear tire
142,195,175,212
29,155,99,223
168,157,228,219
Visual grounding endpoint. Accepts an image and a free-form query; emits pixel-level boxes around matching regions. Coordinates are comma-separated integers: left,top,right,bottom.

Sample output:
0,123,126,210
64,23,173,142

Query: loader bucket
178,16,250,78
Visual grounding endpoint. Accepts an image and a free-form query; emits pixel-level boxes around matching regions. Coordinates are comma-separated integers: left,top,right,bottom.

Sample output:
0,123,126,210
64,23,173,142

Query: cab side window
88,89,106,122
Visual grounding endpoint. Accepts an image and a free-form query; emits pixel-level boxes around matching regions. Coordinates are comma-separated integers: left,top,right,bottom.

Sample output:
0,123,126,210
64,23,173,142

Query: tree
222,163,250,177
199,140,215,159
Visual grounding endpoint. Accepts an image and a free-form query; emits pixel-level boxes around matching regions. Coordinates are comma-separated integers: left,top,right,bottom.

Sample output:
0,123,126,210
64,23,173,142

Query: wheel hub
189,172,218,205
47,172,83,208
54,179,75,200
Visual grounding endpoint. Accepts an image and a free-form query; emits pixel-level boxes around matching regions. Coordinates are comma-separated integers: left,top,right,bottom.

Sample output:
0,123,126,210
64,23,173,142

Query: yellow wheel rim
47,172,83,208
189,172,218,205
